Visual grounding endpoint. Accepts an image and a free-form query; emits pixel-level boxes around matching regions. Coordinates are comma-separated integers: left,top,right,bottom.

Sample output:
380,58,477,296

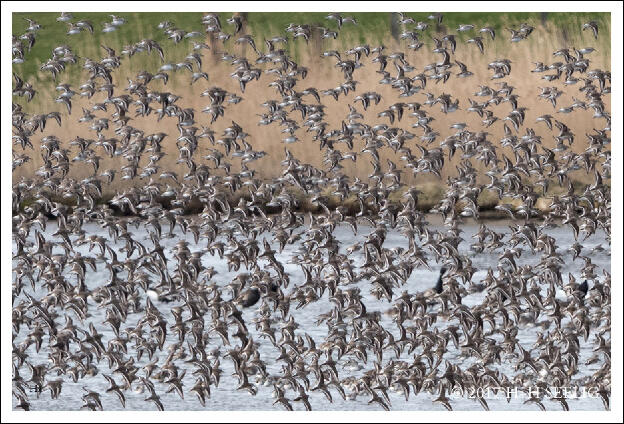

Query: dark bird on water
577,279,589,297
435,267,447,294
239,283,279,307
239,288,261,307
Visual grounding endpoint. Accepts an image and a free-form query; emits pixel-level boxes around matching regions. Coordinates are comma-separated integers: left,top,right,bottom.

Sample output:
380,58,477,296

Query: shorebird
10,10,611,413
583,21,599,39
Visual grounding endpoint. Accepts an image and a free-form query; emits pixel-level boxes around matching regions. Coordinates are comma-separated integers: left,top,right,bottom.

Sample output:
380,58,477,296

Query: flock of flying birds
12,12,611,411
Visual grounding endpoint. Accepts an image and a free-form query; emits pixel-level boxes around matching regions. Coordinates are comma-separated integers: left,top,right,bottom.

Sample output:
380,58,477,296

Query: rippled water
12,217,610,411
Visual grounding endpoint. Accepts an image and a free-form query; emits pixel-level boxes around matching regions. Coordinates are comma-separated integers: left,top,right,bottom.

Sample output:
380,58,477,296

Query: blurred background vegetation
12,12,611,214
12,11,611,84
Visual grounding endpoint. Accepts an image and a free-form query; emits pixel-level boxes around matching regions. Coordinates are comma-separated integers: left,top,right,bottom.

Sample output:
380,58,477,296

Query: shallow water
12,217,610,411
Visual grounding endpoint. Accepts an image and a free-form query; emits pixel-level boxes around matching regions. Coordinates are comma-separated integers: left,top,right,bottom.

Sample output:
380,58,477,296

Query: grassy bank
16,176,609,220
